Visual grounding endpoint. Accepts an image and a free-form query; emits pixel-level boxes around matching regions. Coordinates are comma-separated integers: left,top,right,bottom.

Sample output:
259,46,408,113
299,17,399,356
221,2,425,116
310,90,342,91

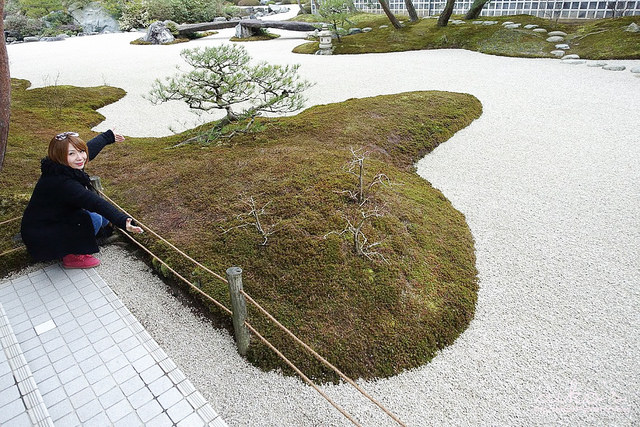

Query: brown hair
48,134,89,167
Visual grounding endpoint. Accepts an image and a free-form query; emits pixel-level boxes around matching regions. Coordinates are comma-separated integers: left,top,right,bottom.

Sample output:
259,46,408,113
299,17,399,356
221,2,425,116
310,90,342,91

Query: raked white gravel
7,10,639,426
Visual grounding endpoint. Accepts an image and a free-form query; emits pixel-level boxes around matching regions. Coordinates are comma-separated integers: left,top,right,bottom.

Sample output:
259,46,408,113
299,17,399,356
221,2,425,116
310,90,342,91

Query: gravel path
6,13,640,426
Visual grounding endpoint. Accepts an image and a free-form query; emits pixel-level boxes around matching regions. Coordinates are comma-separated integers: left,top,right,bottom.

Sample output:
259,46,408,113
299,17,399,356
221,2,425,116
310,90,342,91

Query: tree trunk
437,0,456,27
0,1,10,173
378,0,403,29
404,0,420,22
464,0,491,19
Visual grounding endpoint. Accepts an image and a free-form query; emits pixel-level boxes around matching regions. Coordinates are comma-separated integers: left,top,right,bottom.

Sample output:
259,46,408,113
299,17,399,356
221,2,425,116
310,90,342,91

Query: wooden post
90,176,103,192
226,266,249,356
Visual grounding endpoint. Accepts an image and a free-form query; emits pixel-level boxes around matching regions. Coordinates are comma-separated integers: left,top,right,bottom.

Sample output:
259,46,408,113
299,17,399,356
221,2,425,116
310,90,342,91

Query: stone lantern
316,24,333,55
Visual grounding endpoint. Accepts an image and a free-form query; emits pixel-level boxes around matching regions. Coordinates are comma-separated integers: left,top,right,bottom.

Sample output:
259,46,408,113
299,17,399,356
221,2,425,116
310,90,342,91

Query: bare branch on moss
338,147,391,206
325,207,388,264
221,195,280,246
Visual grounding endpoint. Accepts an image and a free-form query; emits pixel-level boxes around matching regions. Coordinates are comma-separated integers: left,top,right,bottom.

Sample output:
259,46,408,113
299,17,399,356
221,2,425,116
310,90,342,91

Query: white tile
34,320,56,336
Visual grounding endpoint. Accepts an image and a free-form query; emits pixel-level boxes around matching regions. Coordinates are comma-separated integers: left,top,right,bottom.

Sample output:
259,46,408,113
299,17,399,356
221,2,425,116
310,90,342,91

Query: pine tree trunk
0,2,10,172
378,0,403,29
404,0,420,22
464,0,491,19
437,0,456,27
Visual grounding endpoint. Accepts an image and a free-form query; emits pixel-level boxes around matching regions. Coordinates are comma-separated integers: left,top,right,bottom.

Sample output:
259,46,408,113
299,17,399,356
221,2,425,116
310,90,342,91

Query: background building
348,0,640,19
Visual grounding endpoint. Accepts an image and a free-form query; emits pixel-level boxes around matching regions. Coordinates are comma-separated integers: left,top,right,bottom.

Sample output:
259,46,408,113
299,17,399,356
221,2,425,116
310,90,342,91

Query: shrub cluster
119,0,224,30
3,14,44,39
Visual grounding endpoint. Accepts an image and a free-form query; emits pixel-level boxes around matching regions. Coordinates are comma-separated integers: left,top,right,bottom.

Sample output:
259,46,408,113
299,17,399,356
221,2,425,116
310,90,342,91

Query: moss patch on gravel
1,79,481,382
292,14,640,59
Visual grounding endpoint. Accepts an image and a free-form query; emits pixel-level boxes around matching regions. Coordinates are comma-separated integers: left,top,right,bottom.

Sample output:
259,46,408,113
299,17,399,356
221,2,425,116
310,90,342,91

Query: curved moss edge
2,80,483,383
96,91,482,382
291,14,640,60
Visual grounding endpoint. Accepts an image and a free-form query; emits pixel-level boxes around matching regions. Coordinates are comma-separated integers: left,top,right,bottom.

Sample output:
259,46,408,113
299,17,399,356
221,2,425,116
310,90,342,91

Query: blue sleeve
87,130,115,161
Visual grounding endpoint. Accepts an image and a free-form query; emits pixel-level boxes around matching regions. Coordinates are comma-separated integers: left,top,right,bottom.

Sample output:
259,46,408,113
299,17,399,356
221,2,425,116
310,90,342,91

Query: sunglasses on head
55,132,79,140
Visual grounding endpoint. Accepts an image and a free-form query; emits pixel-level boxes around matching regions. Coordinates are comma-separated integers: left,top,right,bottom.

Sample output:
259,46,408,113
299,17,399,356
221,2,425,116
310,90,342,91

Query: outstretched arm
87,129,125,160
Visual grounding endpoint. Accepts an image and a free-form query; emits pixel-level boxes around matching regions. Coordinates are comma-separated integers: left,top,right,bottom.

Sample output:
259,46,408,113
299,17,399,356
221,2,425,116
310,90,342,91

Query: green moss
292,14,640,59
230,31,281,42
2,79,481,382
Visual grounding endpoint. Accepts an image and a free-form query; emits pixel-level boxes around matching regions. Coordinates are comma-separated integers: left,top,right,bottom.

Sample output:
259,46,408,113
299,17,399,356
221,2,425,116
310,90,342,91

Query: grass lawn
0,79,481,382
292,14,640,59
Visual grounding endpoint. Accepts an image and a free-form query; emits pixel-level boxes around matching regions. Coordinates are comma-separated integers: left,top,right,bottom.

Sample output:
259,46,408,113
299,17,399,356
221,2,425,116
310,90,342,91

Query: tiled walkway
0,264,227,426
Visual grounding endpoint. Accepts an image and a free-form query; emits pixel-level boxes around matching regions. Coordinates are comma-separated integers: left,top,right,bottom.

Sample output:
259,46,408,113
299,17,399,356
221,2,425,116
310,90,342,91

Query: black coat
21,130,129,261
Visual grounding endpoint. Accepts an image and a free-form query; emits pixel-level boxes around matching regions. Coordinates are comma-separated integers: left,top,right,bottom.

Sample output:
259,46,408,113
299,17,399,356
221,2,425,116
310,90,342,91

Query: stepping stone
587,61,607,67
524,24,539,29
472,20,484,25
548,30,567,37
561,54,580,60
602,65,626,71
362,27,372,32
505,23,521,29
630,66,640,73
546,36,564,42
550,50,565,57
502,21,514,26
555,44,570,49
533,28,548,33
482,21,498,25
562,60,586,65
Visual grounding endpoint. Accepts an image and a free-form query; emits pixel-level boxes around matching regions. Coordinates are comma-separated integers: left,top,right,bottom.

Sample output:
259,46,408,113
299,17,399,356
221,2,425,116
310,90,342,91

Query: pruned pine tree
147,44,312,145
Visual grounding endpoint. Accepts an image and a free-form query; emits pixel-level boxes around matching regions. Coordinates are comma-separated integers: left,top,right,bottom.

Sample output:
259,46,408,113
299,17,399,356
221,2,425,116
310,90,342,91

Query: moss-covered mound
1,79,481,382
293,14,640,59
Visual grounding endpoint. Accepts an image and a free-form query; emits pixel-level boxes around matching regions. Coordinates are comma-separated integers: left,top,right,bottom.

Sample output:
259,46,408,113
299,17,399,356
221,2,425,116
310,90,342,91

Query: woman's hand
111,128,125,143
125,218,144,234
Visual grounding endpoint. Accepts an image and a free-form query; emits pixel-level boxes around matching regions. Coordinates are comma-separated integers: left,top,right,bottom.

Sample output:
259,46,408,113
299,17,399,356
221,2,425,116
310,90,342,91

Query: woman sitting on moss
21,130,143,269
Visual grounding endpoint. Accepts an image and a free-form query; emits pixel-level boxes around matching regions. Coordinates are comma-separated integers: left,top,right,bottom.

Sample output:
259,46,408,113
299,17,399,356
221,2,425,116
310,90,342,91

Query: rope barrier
0,246,25,257
98,190,405,426
0,216,21,226
241,291,406,426
98,191,228,284
115,227,232,316
114,226,364,424
244,322,362,427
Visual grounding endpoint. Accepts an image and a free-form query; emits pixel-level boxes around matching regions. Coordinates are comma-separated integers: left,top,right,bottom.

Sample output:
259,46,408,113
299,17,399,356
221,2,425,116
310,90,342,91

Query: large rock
143,21,175,44
70,2,119,33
